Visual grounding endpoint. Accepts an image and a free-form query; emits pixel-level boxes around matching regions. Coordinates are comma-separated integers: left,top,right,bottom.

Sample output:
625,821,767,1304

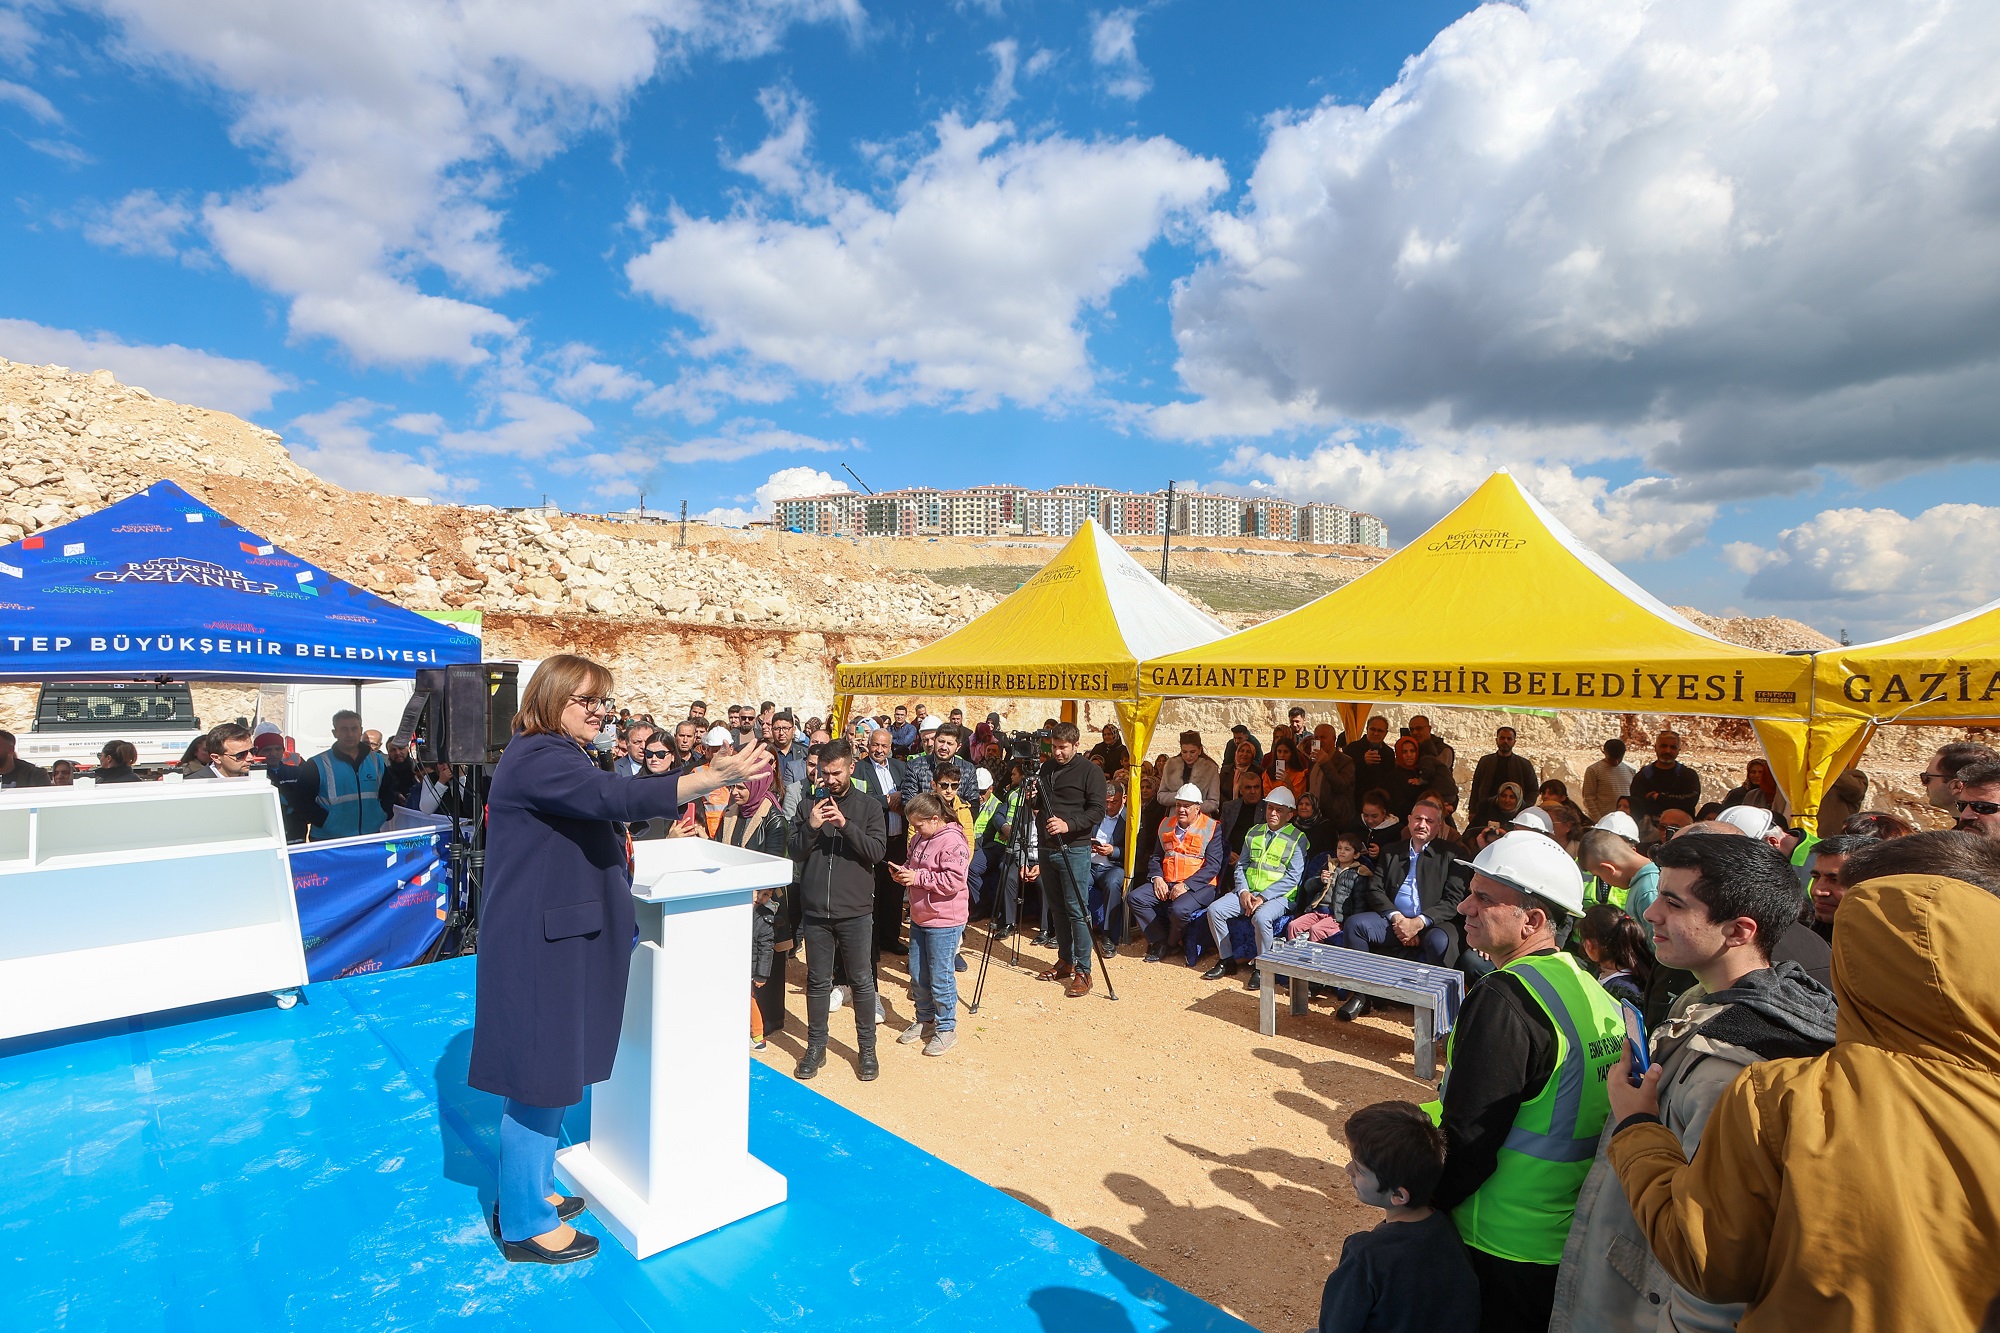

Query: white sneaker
829,984,849,1013
874,995,886,1024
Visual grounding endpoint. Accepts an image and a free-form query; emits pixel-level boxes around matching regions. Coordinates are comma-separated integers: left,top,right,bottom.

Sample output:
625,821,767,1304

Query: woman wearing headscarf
1226,737,1262,802
1721,758,1789,819
714,771,791,1050
1382,735,1432,820
1470,779,1526,832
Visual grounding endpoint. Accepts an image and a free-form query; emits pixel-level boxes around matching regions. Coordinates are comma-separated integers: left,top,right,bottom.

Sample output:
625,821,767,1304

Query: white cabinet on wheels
0,781,307,1041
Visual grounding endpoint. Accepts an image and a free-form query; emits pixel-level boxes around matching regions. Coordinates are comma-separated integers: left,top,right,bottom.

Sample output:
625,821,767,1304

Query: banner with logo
0,479,481,681
1139,471,1815,720
292,827,448,982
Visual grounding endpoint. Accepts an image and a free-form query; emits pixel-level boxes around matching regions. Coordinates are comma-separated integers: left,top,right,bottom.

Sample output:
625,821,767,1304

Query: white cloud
436,392,596,458
286,400,467,498
82,189,196,258
661,418,848,464
549,343,652,404
0,317,287,414
694,464,849,526
1088,9,1149,100
89,0,861,368
984,39,1019,115
389,412,445,435
1165,0,2000,497
627,105,1225,409
636,363,793,424
1221,429,1714,561
0,77,58,122
1730,502,2000,637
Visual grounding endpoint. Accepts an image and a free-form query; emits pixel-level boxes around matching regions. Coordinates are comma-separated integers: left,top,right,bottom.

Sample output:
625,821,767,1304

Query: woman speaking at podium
469,653,772,1263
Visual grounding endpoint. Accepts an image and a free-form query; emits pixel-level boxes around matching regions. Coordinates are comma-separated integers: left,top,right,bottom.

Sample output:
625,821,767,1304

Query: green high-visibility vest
1444,951,1624,1265
973,794,1001,838
1584,875,1630,912
1242,822,1305,895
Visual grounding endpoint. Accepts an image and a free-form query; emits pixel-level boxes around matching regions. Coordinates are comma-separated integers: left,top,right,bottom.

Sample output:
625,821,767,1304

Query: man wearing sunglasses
1918,740,1998,812
185,722,256,780
1952,758,2000,840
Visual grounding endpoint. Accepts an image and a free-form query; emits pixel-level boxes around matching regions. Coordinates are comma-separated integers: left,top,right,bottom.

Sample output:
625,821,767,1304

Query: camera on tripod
1002,728,1051,763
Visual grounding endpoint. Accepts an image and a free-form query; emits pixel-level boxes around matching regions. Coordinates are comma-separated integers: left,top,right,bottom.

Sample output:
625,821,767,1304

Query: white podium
554,839,792,1258
0,780,305,1041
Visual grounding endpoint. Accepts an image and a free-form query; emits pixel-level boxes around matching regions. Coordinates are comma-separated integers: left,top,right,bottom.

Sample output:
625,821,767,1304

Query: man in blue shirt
1338,798,1469,1018
889,704,918,756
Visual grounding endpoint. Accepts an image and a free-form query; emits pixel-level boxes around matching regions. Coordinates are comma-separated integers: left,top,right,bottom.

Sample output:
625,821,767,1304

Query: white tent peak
1082,521,1228,660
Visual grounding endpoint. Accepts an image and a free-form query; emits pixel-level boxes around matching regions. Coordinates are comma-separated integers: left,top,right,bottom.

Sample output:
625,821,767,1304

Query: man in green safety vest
1428,830,1623,1333
1202,785,1306,989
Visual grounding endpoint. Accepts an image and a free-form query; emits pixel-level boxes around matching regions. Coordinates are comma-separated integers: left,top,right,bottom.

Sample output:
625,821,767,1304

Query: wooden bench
1255,940,1467,1079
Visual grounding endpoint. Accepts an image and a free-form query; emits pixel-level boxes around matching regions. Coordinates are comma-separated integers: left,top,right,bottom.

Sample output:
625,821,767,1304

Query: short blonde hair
514,653,613,736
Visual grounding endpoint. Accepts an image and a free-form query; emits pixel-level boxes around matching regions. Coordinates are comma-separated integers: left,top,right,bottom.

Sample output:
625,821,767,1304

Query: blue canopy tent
0,480,481,681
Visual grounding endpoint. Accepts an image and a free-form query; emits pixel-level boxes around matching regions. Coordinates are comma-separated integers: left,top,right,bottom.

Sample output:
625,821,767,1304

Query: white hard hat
1262,787,1297,810
704,725,733,747
1509,805,1556,835
1458,831,1586,915
1593,811,1640,841
1173,783,1205,804
976,767,993,792
919,716,943,732
1718,805,1779,841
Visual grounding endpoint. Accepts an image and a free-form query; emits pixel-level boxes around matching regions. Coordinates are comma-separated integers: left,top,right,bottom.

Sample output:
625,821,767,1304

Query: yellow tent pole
1336,701,1372,741
1114,696,1161,938
828,694,854,739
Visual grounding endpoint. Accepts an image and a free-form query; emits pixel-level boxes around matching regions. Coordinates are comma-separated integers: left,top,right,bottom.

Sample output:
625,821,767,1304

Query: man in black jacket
1036,722,1107,998
791,739,888,1083
1338,798,1469,1019
1468,726,1538,823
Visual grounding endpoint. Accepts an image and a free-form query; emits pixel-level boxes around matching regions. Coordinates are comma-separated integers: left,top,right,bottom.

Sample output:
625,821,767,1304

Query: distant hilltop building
772,484,1388,547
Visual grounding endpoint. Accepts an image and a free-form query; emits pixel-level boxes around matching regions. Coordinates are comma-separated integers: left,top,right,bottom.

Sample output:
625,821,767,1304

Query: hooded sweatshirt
1609,874,2000,1333
1552,960,1837,1333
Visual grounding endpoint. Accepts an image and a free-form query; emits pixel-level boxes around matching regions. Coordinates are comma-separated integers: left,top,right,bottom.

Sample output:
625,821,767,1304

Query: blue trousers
1341,911,1451,966
909,923,965,1032
1088,862,1127,944
498,1098,567,1241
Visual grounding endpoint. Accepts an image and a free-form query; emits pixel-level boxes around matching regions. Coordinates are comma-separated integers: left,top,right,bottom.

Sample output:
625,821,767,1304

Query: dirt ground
753,924,1435,1333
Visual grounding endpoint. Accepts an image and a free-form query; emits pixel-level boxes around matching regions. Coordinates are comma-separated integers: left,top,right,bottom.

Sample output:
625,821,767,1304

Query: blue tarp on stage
292,827,449,982
0,958,1255,1333
0,479,481,680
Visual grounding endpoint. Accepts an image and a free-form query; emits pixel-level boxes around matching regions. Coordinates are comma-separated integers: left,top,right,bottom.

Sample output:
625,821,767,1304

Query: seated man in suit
1086,782,1129,956
1338,796,1468,1020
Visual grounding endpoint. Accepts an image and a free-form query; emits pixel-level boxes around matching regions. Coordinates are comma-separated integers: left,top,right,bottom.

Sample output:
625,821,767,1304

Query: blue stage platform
0,957,1255,1333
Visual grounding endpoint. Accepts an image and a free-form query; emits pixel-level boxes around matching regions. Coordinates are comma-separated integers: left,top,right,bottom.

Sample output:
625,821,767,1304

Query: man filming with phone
1034,722,1106,998
1553,834,1836,1332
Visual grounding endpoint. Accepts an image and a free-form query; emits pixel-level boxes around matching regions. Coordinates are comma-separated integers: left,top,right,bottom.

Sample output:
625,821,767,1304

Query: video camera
1002,728,1052,763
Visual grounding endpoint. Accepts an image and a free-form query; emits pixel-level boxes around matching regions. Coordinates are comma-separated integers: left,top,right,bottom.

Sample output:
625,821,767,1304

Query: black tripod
968,771,1119,1010
424,762,487,961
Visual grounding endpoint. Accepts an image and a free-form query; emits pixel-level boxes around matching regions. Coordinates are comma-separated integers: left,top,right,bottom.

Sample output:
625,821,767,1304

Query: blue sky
4,0,1999,640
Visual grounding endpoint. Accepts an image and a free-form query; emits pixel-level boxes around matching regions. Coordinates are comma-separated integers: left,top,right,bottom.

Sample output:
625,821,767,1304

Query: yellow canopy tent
832,520,1229,871
1140,469,1818,807
1758,593,2000,830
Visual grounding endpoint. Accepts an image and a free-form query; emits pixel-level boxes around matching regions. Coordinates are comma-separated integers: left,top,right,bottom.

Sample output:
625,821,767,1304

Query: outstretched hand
711,739,774,785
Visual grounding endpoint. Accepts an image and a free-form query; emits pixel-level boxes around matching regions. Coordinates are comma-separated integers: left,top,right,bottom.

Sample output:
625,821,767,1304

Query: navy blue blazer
468,730,687,1108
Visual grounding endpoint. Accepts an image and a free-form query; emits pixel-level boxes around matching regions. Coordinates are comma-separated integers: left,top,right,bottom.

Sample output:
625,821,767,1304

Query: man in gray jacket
1551,834,1836,1332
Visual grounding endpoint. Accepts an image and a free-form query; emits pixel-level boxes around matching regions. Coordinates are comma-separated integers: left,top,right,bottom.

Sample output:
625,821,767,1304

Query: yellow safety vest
1242,822,1305,896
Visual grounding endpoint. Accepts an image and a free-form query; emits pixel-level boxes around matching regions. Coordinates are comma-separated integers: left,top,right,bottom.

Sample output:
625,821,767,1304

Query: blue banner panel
292,828,448,982
0,479,481,680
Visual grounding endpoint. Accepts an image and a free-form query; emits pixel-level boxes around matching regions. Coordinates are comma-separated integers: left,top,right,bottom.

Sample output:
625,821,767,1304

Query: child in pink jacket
888,793,971,1056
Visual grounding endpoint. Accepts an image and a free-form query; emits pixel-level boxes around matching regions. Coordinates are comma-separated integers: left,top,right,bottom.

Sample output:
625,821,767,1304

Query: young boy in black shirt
1319,1101,1480,1333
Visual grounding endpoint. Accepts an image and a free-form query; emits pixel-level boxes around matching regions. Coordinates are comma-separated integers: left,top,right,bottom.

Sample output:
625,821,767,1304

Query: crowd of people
16,691,1996,1329
600,701,1996,1333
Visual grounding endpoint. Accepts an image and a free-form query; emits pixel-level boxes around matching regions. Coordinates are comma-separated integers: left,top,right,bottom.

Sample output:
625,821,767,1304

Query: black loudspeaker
413,662,519,764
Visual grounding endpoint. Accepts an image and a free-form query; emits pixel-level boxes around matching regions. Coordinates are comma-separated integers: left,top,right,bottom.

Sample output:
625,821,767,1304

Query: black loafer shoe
1337,995,1372,1022
556,1195,585,1222
1143,949,1164,963
501,1227,599,1264
795,1046,826,1080
1031,932,1057,949
1095,938,1115,959
1200,960,1237,981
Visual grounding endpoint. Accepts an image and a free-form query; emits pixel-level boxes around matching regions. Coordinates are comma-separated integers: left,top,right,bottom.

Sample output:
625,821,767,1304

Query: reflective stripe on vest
1446,951,1624,1265
973,794,1000,838
313,749,387,839
1243,822,1304,895
1158,813,1216,882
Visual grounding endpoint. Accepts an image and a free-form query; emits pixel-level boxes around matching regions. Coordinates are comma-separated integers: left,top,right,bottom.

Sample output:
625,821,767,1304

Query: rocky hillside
7,352,1963,824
